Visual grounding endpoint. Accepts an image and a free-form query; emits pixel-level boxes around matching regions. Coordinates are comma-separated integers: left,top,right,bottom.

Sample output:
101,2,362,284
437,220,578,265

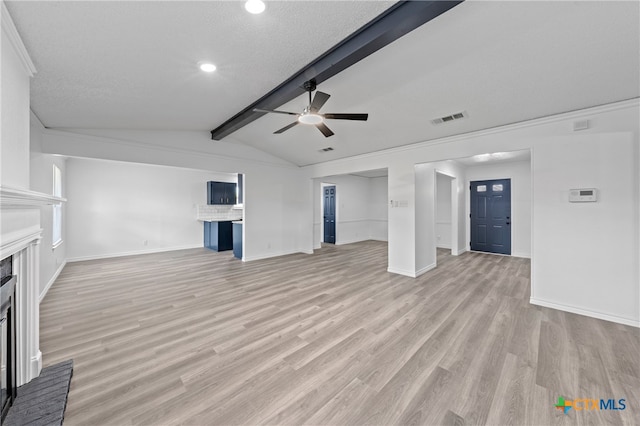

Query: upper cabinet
207,181,237,205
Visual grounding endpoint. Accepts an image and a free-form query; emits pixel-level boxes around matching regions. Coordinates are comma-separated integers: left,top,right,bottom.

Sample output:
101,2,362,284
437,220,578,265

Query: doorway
470,178,511,255
323,185,336,244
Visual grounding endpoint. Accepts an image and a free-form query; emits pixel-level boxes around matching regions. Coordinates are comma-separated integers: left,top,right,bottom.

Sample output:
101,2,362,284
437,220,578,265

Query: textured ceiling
231,0,640,165
6,1,640,167
6,0,395,131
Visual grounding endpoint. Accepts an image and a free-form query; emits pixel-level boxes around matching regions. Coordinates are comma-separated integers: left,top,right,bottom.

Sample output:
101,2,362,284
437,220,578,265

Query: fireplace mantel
1,185,66,386
0,185,66,208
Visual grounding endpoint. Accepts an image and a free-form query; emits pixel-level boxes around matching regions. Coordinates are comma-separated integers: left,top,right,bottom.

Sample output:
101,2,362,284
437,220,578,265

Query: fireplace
0,186,62,394
1,255,17,421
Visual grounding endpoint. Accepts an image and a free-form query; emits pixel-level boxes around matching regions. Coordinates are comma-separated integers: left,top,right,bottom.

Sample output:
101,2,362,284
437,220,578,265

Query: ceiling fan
253,80,368,137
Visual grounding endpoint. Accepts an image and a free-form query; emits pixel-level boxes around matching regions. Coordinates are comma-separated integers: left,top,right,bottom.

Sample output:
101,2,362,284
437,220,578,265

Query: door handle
506,222,511,225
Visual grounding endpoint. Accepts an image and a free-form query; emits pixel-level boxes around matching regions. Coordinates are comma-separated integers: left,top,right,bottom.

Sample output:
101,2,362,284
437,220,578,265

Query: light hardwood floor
40,241,639,425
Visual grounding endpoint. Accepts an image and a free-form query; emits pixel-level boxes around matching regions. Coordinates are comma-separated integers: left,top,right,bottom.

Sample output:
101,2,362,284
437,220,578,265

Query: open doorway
416,149,530,276
435,171,458,255
315,169,388,248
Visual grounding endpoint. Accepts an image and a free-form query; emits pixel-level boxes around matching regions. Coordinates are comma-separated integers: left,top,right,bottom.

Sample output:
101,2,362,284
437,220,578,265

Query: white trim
41,128,297,170
67,244,202,263
337,219,370,224
30,109,46,130
303,98,639,169
0,185,66,208
436,244,452,250
387,266,416,278
530,297,639,328
243,249,302,262
335,238,369,246
454,247,467,256
511,251,531,259
0,229,42,260
39,260,66,303
1,2,37,76
415,262,437,277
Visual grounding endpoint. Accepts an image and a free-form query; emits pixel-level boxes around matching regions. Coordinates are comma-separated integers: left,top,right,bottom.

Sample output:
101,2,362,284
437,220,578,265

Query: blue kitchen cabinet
233,222,243,259
207,181,236,205
204,221,233,251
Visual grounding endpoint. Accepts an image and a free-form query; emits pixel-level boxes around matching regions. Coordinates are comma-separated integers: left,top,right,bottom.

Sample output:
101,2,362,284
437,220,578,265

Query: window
52,165,62,247
476,185,487,192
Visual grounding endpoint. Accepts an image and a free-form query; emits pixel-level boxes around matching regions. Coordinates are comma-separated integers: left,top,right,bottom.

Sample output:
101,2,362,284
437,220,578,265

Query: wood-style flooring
40,241,639,425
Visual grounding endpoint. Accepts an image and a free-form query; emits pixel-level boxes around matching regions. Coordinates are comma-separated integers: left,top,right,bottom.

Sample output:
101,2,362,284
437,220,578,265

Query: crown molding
303,98,640,169
1,2,36,77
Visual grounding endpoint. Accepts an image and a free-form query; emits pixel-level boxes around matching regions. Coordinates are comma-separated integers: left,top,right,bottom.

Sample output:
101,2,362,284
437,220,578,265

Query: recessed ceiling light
199,62,217,73
245,0,265,14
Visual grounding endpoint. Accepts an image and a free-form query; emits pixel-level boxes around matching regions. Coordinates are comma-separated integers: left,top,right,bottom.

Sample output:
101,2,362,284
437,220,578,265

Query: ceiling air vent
319,147,334,152
431,111,467,125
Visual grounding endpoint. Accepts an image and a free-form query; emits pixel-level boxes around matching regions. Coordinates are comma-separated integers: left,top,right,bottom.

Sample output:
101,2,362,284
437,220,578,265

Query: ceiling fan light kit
298,112,323,125
254,80,368,138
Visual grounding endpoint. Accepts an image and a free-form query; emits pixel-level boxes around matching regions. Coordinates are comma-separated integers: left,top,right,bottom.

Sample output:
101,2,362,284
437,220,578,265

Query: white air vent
319,147,334,152
431,111,467,125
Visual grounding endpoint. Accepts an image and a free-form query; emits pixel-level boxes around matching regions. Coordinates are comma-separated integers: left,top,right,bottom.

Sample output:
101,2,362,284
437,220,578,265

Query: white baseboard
335,237,368,246
387,266,416,278
415,262,437,277
436,244,452,250
454,248,467,256
512,251,531,259
243,249,300,262
39,260,66,303
530,297,639,328
67,244,202,262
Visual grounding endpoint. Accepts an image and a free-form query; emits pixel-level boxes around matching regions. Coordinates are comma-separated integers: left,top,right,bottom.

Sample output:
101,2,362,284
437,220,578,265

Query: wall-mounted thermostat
569,188,597,202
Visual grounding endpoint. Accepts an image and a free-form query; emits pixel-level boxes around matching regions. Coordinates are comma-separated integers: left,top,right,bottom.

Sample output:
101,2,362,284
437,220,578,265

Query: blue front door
470,179,511,255
323,186,336,244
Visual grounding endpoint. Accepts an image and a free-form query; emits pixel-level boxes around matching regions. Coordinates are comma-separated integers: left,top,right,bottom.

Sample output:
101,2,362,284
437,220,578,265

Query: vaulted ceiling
7,1,640,167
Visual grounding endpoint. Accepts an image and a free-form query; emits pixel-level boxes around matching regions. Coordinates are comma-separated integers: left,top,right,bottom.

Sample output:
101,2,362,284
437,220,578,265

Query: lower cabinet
233,222,243,259
204,221,233,251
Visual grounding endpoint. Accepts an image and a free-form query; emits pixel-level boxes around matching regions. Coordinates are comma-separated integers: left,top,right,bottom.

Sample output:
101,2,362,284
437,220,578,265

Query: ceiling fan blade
310,91,331,112
322,113,368,121
274,121,299,134
254,108,299,116
315,122,334,137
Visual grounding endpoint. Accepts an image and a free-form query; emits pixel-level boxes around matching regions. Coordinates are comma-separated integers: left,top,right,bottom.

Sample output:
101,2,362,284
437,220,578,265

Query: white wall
465,159,532,258
65,157,237,261
369,176,388,241
40,128,314,262
30,116,67,299
1,6,33,189
313,174,388,248
436,172,452,249
531,132,638,325
305,101,639,326
415,160,465,276
415,164,436,274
